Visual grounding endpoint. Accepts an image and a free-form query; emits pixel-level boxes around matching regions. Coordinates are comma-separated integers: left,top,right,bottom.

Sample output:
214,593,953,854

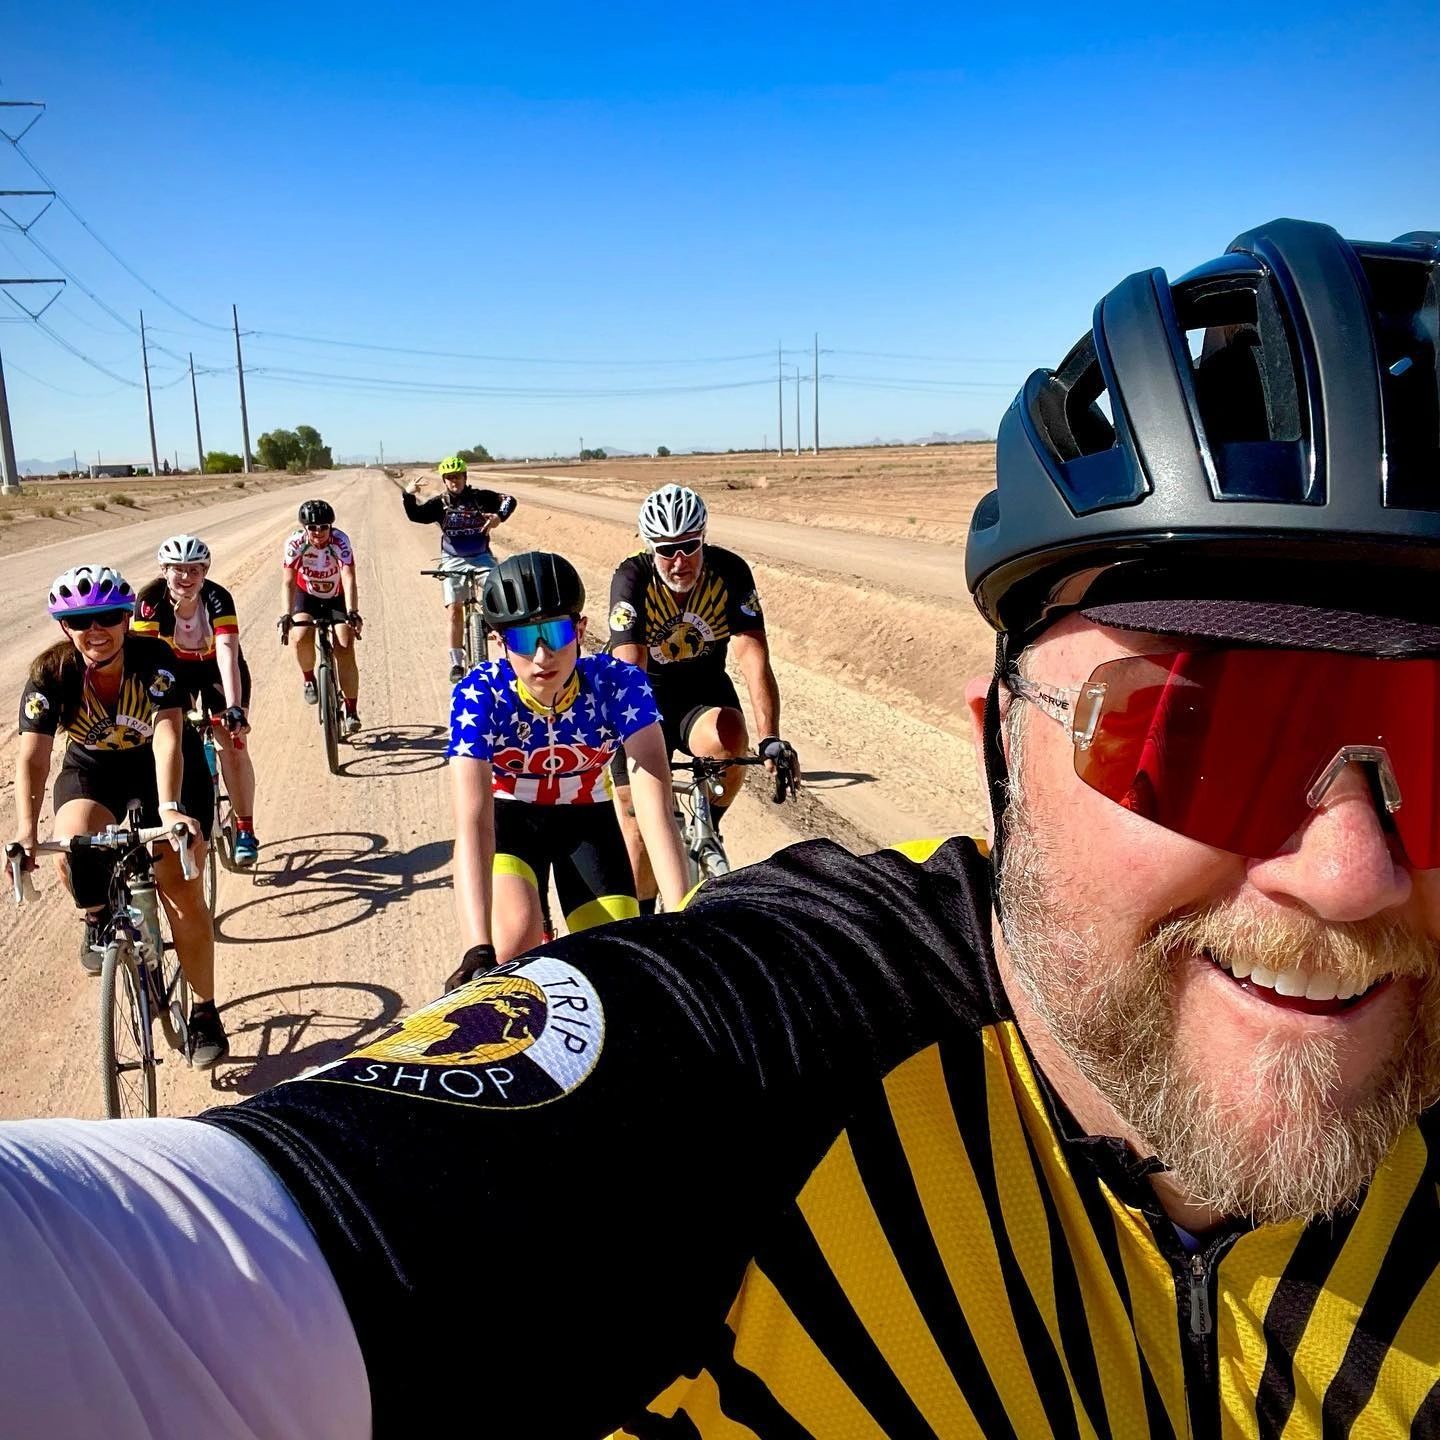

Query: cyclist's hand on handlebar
347,610,364,637
445,943,497,994
222,705,249,736
277,614,293,644
160,811,205,846
4,839,36,882
758,737,800,801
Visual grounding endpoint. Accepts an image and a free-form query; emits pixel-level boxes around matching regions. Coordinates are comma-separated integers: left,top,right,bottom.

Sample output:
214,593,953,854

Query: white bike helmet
157,533,211,567
638,484,708,543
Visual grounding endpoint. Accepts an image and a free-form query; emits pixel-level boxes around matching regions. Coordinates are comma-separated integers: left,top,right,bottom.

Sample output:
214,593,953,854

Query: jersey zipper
1173,1229,1239,1440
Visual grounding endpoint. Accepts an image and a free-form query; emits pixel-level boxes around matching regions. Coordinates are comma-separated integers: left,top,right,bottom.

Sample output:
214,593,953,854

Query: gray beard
995,785,1440,1226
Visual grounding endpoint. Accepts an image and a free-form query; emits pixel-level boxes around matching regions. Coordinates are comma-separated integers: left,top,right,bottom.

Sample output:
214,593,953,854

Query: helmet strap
982,630,1011,922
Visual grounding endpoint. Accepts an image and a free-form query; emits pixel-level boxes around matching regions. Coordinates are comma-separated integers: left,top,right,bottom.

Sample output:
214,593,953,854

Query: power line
4,292,139,386
247,364,775,399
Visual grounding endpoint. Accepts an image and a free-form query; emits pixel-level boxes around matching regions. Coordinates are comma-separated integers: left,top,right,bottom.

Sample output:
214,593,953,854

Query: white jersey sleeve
0,1117,370,1440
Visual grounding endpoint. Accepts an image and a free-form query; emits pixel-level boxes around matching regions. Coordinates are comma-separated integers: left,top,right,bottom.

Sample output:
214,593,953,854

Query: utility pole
232,304,252,472
379,440,385,467
189,353,205,472
0,274,64,495
794,365,801,457
139,311,160,479
813,333,820,455
776,342,784,456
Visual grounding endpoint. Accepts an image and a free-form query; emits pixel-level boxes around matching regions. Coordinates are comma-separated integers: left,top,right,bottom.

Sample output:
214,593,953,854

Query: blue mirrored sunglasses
501,616,577,656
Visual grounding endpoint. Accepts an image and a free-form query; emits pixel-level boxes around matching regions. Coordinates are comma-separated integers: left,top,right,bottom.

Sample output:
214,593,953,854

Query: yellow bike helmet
438,455,467,478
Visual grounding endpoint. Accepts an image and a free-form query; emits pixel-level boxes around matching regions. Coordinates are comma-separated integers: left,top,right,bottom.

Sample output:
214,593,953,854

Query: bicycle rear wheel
203,821,219,920
318,654,341,774
99,942,157,1118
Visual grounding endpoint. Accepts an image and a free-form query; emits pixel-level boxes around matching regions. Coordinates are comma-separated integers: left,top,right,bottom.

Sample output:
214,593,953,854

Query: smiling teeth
1209,953,1372,1003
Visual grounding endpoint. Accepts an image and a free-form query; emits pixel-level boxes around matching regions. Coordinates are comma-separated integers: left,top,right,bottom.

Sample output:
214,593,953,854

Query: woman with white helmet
5,563,229,1067
134,534,259,866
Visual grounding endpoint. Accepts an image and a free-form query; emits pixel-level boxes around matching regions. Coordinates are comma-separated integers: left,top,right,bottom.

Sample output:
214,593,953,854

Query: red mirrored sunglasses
1008,649,1440,866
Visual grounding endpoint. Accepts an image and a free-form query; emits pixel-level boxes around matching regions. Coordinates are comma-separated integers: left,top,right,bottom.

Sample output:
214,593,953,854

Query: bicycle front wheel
465,604,488,670
153,905,192,1055
318,656,341,774
203,824,219,920
99,942,157,1118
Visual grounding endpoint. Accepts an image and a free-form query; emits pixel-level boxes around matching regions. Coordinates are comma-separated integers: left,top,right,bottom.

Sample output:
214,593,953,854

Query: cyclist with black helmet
403,453,517,683
5,564,229,1067
134,534,260,866
7,221,1440,1438
281,499,363,736
608,483,798,911
444,549,687,991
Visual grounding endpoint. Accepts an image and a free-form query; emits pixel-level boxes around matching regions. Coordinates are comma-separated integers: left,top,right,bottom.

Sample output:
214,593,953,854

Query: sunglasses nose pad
1306,745,1403,815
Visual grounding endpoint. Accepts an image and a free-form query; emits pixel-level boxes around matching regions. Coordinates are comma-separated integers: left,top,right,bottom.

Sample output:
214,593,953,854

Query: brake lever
169,823,199,882
5,843,37,905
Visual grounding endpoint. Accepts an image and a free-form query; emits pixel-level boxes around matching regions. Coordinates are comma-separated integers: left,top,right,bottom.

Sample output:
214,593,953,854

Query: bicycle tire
153,904,191,1055
318,654,341,775
203,831,219,920
99,942,156,1119
465,604,488,670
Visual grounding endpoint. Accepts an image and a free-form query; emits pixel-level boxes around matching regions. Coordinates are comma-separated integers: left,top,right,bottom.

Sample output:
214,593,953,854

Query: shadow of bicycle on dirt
211,979,405,1095
215,829,453,944
798,770,876,790
339,723,449,779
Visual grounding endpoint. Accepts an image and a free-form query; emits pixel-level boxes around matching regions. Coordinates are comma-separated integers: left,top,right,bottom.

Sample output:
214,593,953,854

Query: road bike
670,751,799,887
420,563,492,672
7,809,197,1118
187,708,256,922
280,614,347,776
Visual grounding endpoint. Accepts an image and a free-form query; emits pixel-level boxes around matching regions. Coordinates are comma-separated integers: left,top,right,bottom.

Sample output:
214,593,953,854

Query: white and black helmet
157,533,211,567
638,484,707,543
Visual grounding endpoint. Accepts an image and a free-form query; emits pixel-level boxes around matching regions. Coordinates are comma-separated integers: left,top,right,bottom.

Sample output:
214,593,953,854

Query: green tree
295,425,333,469
580,447,607,461
257,428,301,470
204,450,244,473
656,445,671,457
457,442,493,464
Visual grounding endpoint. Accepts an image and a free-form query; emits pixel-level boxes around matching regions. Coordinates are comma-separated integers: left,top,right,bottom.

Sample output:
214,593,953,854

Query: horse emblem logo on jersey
294,956,605,1108
740,589,761,618
148,668,176,700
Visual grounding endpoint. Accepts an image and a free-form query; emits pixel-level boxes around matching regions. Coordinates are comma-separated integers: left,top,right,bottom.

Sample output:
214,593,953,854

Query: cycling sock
302,669,316,685
343,698,358,717
448,648,465,668
638,897,657,917
236,817,254,833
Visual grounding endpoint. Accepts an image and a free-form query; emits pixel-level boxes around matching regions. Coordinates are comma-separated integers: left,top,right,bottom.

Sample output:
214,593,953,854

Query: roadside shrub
92,499,108,511
204,450,243,474
37,505,58,518
112,493,138,508
230,479,246,488
285,459,307,474
63,504,81,515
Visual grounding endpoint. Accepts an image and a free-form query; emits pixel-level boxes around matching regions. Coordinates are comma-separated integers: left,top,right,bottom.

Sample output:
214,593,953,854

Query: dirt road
1,467,987,1121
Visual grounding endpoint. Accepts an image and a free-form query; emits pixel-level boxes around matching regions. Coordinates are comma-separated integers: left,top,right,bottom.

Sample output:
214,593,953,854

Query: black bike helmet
482,551,586,626
298,499,335,526
967,218,1440,651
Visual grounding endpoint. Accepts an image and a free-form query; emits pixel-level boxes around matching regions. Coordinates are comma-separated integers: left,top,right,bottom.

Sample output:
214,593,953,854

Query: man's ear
965,673,999,850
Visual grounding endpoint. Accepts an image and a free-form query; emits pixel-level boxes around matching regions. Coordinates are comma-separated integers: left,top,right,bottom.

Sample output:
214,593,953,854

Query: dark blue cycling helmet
967,219,1440,652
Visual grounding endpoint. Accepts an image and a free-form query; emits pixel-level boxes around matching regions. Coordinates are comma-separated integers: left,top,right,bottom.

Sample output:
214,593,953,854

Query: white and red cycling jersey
283,528,354,598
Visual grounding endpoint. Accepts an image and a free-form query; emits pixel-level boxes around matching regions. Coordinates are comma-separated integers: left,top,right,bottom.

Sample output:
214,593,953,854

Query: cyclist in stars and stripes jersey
441,550,688,990
4,220,1440,1440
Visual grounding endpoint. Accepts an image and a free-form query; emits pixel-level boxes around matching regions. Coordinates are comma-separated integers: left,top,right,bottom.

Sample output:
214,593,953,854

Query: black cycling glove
445,943,497,994
222,706,247,733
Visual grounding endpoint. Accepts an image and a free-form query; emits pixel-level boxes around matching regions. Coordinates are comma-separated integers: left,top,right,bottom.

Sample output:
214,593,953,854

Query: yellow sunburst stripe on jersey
565,894,639,932
982,1030,1102,1440
1278,1125,1428,1436
130,616,160,636
493,853,539,889
1214,1216,1302,1432
1355,1255,1440,1432
999,1021,1159,1433
727,1264,883,1436
887,837,989,864
612,1368,762,1439
796,1129,985,1437
889,1043,1056,1436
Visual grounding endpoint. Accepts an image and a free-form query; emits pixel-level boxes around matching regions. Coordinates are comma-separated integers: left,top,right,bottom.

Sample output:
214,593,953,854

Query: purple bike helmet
47,564,136,619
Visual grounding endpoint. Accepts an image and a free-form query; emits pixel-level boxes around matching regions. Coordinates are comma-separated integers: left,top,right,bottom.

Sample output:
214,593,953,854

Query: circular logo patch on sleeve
609,601,637,632
23,692,50,721
295,955,604,1109
148,668,176,699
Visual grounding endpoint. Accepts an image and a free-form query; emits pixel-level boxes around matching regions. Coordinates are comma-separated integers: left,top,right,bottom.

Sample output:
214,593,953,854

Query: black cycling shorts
492,800,637,932
51,739,215,907
609,671,741,786
175,655,252,715
296,593,350,624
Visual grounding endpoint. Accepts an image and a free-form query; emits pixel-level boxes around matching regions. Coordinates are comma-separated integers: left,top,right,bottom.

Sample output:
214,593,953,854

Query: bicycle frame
282,614,345,774
420,565,492,670
7,815,198,1118
668,753,800,894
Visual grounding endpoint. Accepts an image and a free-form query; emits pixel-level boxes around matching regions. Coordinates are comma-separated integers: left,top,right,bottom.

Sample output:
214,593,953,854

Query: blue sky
3,2,1437,465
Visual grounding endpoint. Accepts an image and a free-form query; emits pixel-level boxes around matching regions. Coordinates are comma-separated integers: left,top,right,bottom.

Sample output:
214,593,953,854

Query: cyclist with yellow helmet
403,454,517,683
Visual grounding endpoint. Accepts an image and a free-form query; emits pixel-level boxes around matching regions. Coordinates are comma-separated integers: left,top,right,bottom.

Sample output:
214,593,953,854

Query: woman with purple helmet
4,564,229,1068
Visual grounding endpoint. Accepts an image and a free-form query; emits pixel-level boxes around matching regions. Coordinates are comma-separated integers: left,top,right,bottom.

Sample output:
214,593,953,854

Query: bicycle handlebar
672,753,799,805
7,821,197,903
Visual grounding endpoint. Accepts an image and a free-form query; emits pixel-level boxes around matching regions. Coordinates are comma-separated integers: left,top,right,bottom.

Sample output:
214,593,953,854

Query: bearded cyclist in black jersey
608,483,799,911
5,220,1440,1440
403,454,517,683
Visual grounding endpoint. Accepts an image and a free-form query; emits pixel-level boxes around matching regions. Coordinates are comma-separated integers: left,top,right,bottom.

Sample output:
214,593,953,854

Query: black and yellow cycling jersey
202,837,1440,1438
608,545,764,681
132,578,240,663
